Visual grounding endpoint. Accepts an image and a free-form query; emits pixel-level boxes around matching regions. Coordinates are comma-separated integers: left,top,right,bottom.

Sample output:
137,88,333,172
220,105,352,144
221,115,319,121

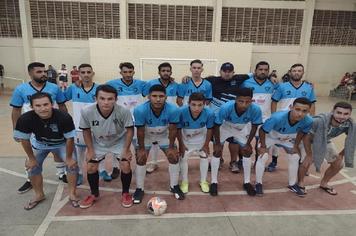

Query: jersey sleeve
13,113,33,139
169,106,180,124
261,115,277,133
56,87,67,104
60,112,76,138
206,109,215,129
9,86,24,108
271,85,283,102
251,105,263,125
122,107,134,128
133,106,146,127
309,87,317,103
215,103,229,125
205,82,213,101
79,108,91,130
142,81,151,97
64,85,73,101
301,116,313,134
177,83,186,98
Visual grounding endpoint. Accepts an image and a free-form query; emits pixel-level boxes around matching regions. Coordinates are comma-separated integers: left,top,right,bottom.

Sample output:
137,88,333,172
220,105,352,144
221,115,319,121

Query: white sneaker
146,163,158,173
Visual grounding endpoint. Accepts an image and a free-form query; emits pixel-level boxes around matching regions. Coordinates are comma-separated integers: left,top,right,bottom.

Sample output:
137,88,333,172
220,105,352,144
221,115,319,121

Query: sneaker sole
122,203,133,208
79,204,94,209
133,199,142,204
17,187,32,194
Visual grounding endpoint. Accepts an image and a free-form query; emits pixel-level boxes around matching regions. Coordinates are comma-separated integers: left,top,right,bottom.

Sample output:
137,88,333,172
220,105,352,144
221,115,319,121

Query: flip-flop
24,198,45,210
69,199,80,208
299,186,307,194
320,186,338,195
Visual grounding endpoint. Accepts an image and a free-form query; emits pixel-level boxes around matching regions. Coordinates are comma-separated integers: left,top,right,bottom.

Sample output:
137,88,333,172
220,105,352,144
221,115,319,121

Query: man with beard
10,62,68,194
298,102,356,195
267,63,316,172
142,62,181,173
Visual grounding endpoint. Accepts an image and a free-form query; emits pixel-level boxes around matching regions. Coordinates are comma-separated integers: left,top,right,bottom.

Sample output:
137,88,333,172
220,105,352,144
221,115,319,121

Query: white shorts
325,142,339,163
220,122,251,146
183,142,207,158
93,137,125,161
264,136,306,161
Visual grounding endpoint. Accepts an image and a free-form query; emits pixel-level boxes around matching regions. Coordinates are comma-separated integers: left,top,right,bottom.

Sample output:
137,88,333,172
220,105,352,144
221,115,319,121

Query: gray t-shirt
326,122,350,141
79,103,133,148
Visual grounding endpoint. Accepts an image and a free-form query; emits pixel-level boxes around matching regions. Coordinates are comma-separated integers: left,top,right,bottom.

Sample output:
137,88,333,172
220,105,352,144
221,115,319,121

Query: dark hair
333,101,352,111
158,62,172,71
95,84,118,97
28,62,45,72
291,63,304,69
255,61,270,70
190,59,203,66
119,62,134,70
78,63,92,70
293,97,312,107
30,92,53,106
235,88,253,98
188,92,205,103
149,84,166,94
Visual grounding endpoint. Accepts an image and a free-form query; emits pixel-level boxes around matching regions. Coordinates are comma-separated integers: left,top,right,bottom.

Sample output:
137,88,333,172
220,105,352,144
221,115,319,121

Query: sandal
320,186,338,195
24,198,45,210
70,199,80,208
298,185,307,194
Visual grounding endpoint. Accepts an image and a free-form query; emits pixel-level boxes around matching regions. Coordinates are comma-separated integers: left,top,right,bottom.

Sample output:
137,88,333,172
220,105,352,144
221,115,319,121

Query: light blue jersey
178,78,213,105
178,105,215,145
106,78,146,114
10,82,66,112
272,81,316,111
261,110,313,148
241,77,277,121
143,78,180,105
134,101,179,147
65,83,98,130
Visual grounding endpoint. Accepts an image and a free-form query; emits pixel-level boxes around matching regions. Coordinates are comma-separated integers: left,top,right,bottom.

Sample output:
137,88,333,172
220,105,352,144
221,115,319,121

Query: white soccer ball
147,197,167,216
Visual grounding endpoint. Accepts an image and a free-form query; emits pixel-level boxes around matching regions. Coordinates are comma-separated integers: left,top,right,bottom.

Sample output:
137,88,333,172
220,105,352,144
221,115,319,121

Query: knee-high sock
200,158,209,182
55,162,66,176
288,154,300,186
75,146,86,175
179,154,188,182
121,171,132,193
112,156,119,168
211,156,220,183
87,172,99,197
98,159,106,173
255,153,269,184
150,144,159,164
135,165,146,190
272,145,279,159
169,163,180,188
243,157,252,184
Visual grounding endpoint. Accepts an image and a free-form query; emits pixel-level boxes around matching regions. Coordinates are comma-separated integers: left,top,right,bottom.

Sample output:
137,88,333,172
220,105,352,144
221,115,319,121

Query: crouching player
79,85,134,208
214,88,263,196
255,97,313,197
177,92,215,194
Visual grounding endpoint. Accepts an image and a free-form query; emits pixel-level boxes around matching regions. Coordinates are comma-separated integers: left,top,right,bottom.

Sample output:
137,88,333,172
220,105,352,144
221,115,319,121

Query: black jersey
14,109,75,148
206,74,251,112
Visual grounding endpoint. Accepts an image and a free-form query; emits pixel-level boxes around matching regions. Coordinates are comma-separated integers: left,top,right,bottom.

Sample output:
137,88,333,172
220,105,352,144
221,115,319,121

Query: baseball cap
220,62,234,72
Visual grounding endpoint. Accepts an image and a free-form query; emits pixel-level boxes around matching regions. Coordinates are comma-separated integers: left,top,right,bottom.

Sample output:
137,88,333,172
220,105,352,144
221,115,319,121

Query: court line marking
52,209,356,222
339,170,356,186
0,167,58,185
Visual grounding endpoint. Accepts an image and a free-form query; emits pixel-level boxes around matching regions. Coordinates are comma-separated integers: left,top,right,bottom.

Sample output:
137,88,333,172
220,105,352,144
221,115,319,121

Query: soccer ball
147,197,167,216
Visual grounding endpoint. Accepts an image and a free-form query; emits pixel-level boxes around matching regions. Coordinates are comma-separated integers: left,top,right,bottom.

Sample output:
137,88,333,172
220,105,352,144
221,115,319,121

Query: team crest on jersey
200,122,206,127
92,120,99,126
230,81,237,86
134,88,138,92
113,118,119,124
243,117,249,122
49,124,59,132
118,87,123,92
302,91,307,96
265,86,271,92
184,122,189,127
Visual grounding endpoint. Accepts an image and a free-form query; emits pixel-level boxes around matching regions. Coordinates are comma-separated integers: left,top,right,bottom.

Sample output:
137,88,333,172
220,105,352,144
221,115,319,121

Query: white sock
25,169,30,182
169,163,180,188
200,157,209,182
242,157,252,184
179,154,188,182
98,159,106,172
112,155,119,168
76,146,86,175
211,156,220,183
272,145,279,157
135,165,146,190
55,162,66,176
288,154,300,186
150,144,159,164
255,153,269,184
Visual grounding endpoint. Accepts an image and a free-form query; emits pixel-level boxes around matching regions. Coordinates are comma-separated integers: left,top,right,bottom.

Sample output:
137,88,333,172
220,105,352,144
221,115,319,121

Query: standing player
178,59,213,105
106,62,146,180
58,64,68,91
177,92,215,193
298,102,356,195
214,88,263,196
142,62,181,173
255,98,313,197
267,63,316,172
133,84,183,203
10,62,68,194
65,63,99,185
79,85,134,208
13,92,79,210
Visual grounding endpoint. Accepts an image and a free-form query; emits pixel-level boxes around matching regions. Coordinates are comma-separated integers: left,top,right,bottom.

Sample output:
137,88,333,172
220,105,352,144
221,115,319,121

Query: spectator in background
58,64,68,91
338,72,351,88
70,66,80,86
0,64,4,89
269,70,277,81
46,65,57,84
281,69,291,83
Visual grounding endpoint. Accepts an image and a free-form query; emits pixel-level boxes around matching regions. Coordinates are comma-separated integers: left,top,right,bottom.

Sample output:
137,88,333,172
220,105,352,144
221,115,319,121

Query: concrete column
213,0,222,42
19,0,34,79
120,0,128,39
298,0,315,75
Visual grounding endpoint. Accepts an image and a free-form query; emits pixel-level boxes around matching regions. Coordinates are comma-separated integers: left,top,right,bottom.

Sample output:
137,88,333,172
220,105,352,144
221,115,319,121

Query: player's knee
120,160,131,173
87,162,98,173
167,155,179,164
136,157,147,166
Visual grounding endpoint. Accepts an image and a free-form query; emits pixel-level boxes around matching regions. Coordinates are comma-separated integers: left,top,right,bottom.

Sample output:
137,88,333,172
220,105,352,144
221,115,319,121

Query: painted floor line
52,209,356,221
339,170,356,186
0,167,59,185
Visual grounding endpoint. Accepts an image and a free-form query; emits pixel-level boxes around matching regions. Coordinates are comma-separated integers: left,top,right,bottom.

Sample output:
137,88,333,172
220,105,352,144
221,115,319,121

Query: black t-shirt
15,109,75,146
206,74,250,110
